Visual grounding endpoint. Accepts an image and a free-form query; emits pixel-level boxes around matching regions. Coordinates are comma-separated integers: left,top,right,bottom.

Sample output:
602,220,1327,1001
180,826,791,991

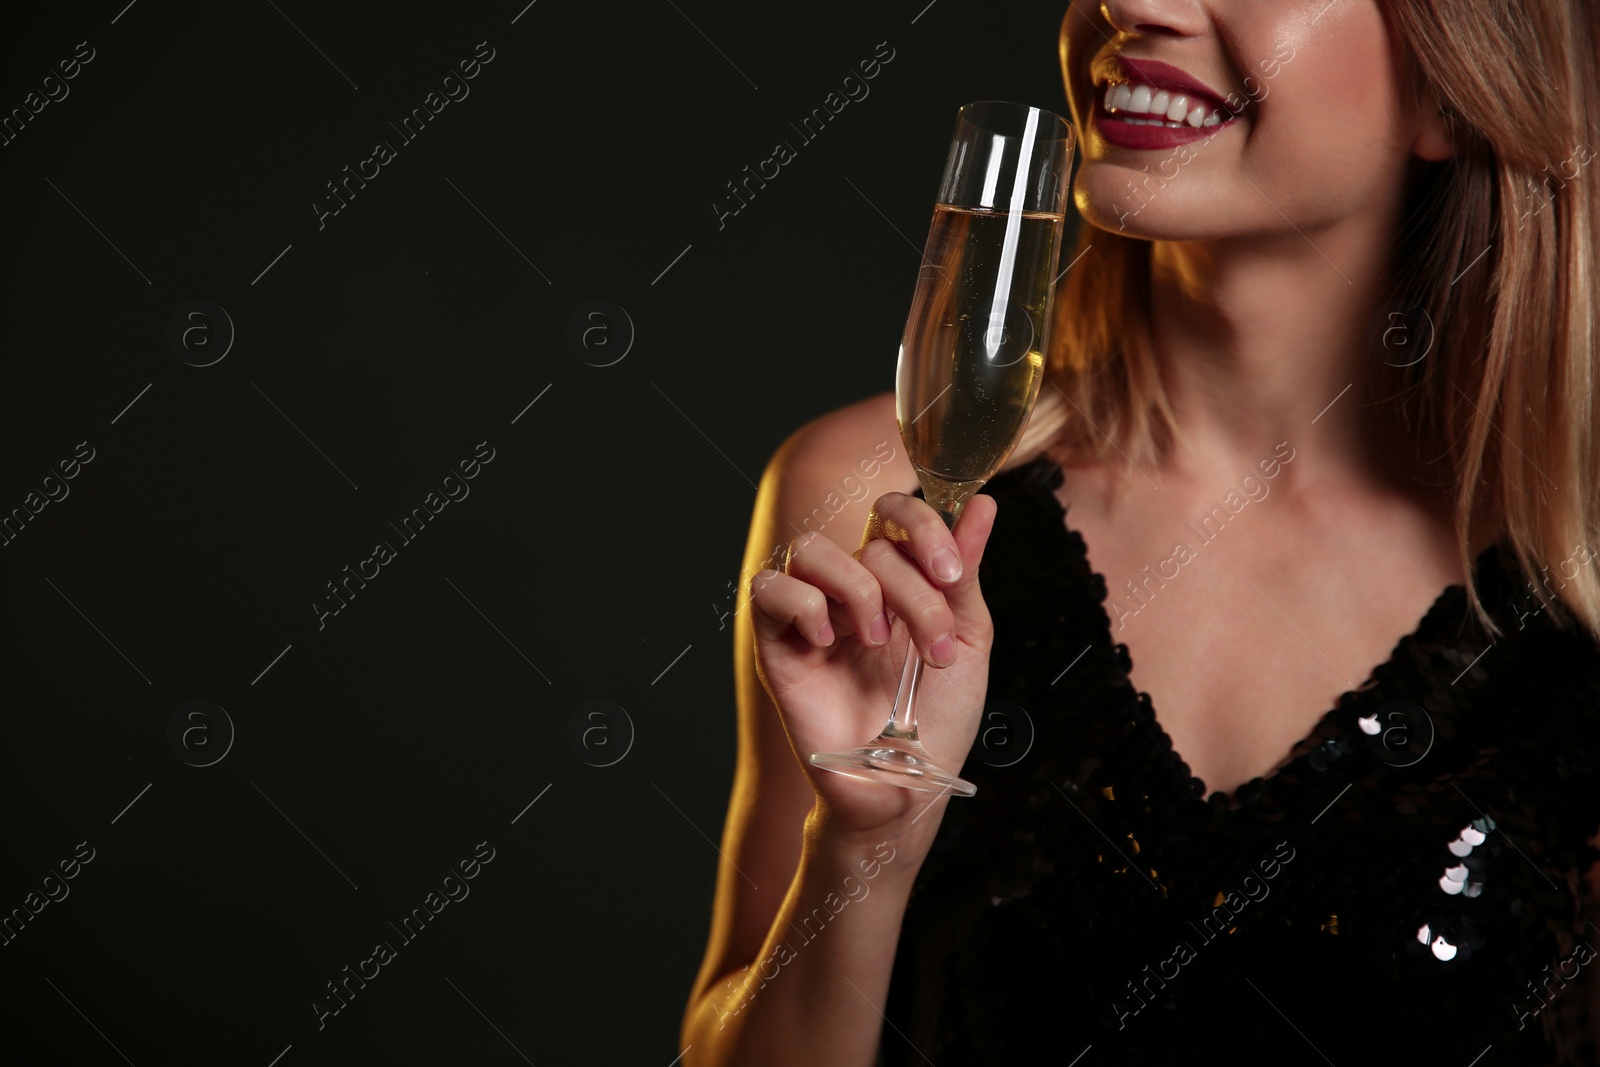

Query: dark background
0,1,1069,1063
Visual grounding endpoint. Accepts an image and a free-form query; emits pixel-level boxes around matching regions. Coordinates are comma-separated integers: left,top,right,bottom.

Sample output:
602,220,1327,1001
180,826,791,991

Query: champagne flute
809,100,1074,797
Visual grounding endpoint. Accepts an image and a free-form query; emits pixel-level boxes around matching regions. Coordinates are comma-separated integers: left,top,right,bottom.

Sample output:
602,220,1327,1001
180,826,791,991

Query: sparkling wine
896,203,1062,516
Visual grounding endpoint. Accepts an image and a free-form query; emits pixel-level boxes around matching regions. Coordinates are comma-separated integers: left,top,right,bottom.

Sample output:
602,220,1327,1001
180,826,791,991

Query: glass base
809,735,977,797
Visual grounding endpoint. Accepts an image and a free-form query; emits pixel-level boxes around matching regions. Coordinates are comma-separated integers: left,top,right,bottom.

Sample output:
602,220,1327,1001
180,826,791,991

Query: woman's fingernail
931,632,956,665
818,620,835,645
932,549,962,582
870,612,891,644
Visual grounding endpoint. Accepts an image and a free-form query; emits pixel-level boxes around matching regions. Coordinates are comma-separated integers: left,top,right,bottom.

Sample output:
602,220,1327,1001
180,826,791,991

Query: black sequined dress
883,454,1600,1065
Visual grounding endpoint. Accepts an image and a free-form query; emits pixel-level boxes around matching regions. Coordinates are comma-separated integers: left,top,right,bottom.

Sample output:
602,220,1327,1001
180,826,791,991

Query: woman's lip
1093,56,1232,113
1092,105,1236,150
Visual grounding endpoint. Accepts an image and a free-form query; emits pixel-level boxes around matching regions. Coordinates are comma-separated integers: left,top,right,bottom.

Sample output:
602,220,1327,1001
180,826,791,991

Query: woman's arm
679,394,952,1066
683,809,940,1066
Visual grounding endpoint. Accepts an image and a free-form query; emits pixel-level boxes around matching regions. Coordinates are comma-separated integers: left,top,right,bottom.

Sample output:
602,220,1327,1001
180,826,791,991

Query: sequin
884,455,1600,1065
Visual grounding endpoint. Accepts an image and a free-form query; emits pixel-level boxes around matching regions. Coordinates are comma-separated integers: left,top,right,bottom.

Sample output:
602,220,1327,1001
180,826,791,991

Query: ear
1385,3,1457,163
1413,100,1457,162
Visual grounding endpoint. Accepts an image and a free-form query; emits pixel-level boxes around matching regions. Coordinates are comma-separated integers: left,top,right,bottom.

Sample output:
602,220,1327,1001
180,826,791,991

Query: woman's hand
747,491,999,843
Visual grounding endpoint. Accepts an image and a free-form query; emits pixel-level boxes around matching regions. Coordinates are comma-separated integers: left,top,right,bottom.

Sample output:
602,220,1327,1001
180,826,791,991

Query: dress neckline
1003,452,1501,810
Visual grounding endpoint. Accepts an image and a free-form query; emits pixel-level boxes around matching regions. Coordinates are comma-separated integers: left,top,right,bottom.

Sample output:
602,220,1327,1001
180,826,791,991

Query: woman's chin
1072,180,1241,242
1074,198,1194,241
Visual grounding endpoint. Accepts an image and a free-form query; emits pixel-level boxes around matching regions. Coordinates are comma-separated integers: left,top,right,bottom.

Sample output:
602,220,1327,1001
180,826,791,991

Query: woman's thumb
943,493,998,622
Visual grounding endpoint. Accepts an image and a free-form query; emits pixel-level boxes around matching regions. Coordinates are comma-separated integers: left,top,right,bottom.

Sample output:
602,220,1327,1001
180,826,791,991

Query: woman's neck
1144,217,1424,497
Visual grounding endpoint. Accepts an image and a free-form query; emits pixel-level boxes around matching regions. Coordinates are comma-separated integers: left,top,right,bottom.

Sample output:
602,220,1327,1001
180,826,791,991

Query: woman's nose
1096,0,1207,38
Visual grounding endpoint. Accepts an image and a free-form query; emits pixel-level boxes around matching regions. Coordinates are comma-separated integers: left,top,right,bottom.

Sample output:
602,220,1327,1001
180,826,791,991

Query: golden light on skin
1057,0,1455,244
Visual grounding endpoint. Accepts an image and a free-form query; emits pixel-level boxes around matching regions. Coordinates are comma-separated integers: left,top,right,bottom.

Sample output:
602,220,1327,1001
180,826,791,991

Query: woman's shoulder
1492,572,1600,757
773,395,1085,504
750,392,919,561
769,390,917,493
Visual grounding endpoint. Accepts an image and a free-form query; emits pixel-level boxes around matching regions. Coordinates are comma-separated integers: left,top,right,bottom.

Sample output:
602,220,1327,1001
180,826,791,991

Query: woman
684,0,1600,1062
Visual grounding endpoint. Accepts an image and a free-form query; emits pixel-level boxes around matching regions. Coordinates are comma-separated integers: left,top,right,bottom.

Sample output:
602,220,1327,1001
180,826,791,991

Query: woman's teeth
1104,82,1223,127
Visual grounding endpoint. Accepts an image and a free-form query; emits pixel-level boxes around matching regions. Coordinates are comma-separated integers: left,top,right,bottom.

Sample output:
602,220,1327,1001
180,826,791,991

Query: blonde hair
1011,0,1600,642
